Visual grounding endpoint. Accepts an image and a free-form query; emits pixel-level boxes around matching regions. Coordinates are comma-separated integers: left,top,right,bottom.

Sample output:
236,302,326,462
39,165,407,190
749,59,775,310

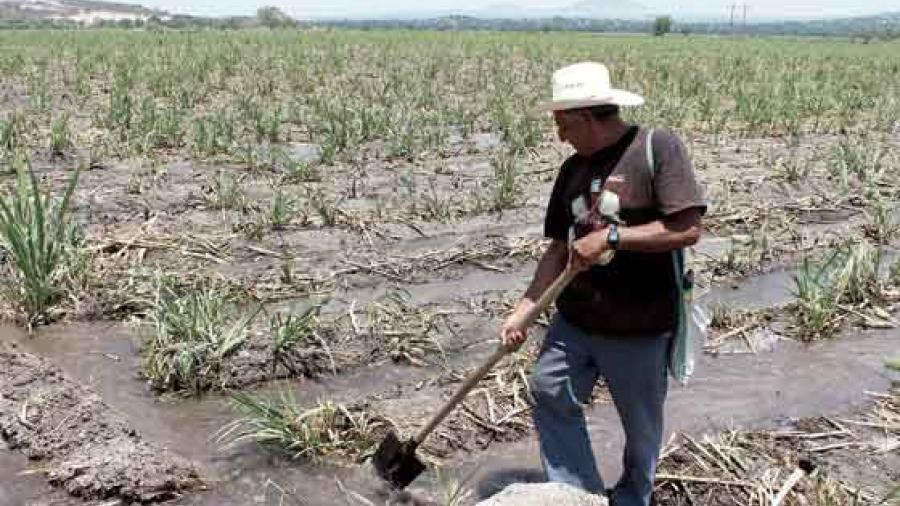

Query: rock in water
475,483,608,506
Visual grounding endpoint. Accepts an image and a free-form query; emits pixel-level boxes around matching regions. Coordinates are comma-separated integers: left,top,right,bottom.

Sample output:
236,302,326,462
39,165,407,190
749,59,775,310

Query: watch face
608,226,619,248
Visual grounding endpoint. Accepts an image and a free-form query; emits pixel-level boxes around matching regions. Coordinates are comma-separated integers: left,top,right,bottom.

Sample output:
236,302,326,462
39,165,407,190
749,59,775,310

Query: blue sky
131,0,900,20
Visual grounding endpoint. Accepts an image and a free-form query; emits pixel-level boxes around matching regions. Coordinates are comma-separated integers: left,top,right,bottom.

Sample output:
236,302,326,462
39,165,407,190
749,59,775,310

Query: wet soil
0,342,201,503
2,313,897,505
0,446,81,506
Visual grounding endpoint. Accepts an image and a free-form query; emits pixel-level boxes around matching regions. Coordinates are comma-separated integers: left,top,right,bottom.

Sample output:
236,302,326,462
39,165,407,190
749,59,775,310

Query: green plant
204,170,246,210
270,307,318,356
489,148,519,210
49,113,71,156
106,72,133,136
282,158,319,184
419,177,455,221
138,100,184,151
355,291,447,365
715,221,777,276
0,112,26,157
0,162,80,328
829,137,886,188
792,241,883,340
269,306,336,375
190,113,234,156
254,106,282,143
142,282,261,393
219,391,393,462
864,196,898,243
266,188,297,229
773,152,810,183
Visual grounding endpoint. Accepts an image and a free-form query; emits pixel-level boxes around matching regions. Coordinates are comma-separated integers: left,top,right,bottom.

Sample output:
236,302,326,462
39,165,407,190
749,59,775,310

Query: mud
0,446,80,506
0,342,201,503
2,314,897,505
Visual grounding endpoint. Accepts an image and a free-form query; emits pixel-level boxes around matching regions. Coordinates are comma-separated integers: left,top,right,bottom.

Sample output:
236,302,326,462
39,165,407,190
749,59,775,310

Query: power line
728,3,749,34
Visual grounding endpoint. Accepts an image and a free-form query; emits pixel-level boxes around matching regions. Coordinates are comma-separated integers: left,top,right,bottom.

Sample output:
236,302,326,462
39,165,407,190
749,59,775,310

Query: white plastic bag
669,268,709,385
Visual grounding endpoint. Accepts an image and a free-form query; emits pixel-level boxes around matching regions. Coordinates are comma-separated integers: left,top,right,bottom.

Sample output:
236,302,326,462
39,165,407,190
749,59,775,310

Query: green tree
257,6,294,28
653,16,672,36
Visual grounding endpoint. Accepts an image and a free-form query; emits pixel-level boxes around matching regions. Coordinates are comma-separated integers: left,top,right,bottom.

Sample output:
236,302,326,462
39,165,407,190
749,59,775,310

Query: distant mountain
476,0,651,20
0,0,165,24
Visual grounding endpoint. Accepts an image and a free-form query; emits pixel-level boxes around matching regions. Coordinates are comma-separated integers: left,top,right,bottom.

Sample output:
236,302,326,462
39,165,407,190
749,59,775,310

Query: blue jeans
530,315,670,506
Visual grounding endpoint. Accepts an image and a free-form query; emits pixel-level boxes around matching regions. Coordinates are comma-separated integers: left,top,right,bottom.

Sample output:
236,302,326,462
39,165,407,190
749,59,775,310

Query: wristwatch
606,223,620,250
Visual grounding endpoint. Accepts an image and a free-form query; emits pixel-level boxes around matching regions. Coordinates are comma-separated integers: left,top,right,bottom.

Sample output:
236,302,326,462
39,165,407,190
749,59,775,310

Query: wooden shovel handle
412,266,577,446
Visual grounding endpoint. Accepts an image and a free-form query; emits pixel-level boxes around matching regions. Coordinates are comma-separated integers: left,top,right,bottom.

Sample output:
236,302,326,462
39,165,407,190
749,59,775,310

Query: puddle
0,445,72,505
698,247,899,313
403,267,530,306
288,143,320,162
445,129,502,150
700,267,795,310
472,132,502,150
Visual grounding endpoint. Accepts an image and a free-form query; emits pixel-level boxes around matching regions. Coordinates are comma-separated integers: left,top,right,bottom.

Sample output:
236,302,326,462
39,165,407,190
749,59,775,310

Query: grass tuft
269,306,337,375
142,281,261,393
0,160,80,328
792,241,883,340
219,391,394,463
489,148,520,211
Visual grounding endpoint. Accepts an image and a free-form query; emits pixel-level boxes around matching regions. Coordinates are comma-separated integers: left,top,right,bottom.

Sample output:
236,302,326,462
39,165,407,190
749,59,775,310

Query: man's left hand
570,228,610,272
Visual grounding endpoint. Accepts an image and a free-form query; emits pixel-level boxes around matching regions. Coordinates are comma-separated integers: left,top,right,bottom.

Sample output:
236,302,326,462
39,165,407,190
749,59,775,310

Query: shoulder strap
645,128,657,179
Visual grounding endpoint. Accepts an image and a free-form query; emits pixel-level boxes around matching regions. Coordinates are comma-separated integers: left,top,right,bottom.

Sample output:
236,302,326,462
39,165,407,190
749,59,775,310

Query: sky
127,0,900,20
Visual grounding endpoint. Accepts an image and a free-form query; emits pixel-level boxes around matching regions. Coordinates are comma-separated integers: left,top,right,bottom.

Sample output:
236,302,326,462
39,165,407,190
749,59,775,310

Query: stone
475,482,609,506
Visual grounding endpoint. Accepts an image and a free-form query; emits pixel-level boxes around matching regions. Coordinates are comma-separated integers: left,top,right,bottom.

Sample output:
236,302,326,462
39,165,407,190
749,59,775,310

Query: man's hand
500,299,535,352
571,228,610,272
500,321,527,352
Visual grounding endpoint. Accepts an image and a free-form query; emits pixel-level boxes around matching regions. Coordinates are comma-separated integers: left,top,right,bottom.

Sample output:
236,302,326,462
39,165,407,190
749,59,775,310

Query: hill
0,0,161,24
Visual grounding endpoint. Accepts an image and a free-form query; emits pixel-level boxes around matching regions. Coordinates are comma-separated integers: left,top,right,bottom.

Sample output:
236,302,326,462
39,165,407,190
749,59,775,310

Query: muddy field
1,30,899,505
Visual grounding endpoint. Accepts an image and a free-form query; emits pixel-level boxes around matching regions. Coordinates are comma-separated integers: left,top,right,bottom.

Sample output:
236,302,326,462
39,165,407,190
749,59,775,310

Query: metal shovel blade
372,430,426,490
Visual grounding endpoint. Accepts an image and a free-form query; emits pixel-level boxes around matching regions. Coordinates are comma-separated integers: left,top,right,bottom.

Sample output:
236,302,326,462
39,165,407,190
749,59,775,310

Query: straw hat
539,62,644,111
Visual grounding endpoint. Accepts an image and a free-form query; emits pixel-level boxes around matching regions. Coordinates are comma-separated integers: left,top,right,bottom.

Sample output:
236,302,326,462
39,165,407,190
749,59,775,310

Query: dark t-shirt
544,126,706,336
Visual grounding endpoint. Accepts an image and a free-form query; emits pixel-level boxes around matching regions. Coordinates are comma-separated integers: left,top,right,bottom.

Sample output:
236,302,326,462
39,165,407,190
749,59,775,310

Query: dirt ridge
0,342,202,503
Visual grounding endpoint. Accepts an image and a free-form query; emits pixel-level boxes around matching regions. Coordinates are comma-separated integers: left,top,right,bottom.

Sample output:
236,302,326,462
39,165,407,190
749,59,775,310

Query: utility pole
742,4,748,31
729,3,736,31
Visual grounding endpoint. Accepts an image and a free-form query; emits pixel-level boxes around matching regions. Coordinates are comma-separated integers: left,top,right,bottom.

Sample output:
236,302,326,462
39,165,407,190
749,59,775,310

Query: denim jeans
530,315,670,506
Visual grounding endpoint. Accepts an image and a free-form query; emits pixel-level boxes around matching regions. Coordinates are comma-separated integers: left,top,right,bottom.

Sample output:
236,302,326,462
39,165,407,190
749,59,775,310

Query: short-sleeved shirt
544,125,706,336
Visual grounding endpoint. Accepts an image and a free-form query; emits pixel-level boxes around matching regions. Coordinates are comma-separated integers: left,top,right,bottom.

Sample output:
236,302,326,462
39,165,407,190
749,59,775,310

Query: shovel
372,265,579,490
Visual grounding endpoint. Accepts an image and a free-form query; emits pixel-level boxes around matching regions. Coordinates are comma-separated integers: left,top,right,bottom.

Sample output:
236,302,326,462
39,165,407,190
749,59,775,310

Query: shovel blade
372,430,426,490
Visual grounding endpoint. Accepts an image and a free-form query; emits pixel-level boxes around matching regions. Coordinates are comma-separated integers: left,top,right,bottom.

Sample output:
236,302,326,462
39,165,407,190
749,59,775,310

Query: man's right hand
500,300,535,351
500,319,527,352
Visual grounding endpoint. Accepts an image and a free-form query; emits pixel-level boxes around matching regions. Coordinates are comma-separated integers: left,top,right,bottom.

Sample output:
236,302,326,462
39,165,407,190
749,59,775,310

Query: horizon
105,0,900,21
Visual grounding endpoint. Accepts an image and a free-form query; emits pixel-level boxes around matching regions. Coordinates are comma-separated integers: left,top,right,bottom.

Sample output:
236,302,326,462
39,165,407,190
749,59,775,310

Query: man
500,62,705,506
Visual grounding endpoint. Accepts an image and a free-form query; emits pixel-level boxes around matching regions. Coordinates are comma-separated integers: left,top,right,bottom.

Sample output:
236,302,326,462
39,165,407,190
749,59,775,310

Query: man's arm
500,239,568,350
524,239,568,301
617,207,702,252
571,207,702,267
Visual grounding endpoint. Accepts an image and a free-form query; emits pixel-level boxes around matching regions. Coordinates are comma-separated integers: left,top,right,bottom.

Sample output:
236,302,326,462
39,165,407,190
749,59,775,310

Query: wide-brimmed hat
539,62,644,111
